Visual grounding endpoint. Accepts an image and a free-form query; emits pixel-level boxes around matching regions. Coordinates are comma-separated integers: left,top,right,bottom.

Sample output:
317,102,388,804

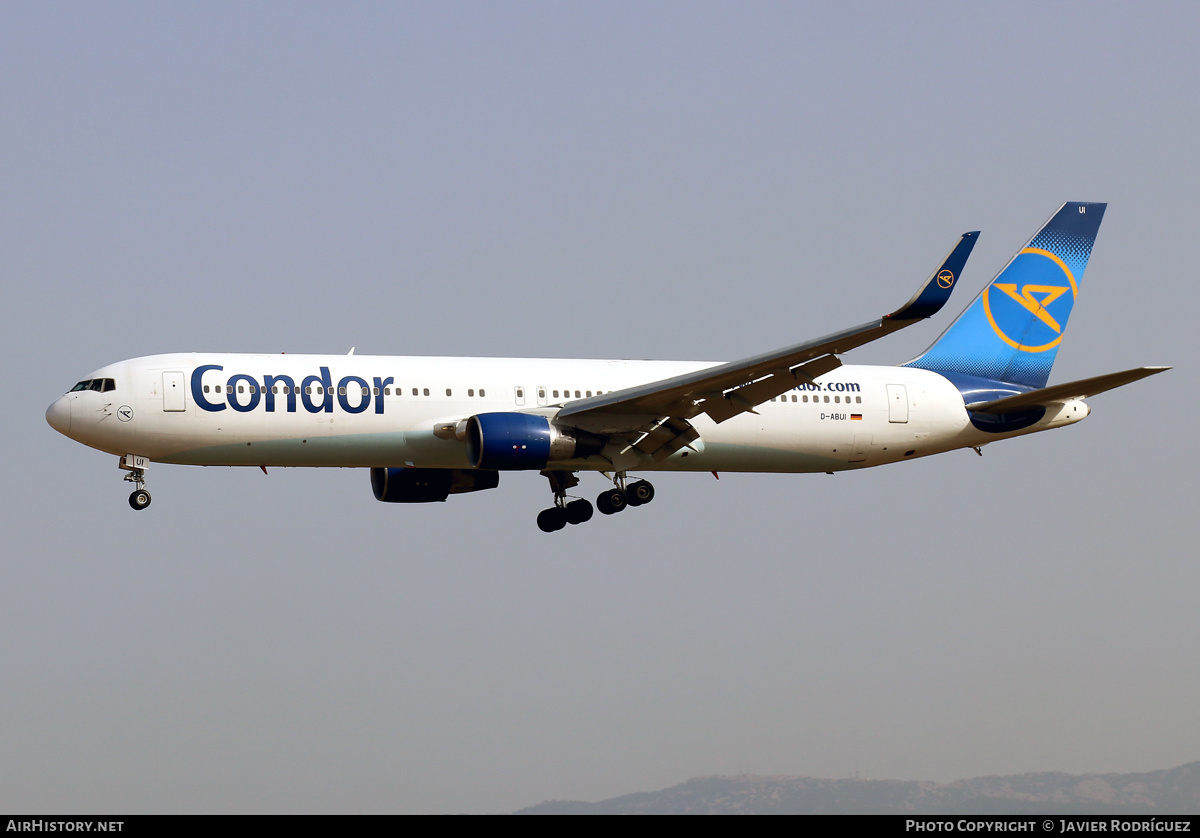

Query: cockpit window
69,378,116,393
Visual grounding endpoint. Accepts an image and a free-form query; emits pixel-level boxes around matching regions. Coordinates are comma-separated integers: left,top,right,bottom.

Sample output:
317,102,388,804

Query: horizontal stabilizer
965,366,1170,414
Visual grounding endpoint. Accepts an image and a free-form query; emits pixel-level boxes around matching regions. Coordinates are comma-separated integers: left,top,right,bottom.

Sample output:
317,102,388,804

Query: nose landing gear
120,454,151,511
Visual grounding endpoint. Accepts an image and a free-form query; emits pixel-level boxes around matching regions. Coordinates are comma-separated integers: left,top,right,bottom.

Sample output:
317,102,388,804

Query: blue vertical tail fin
905,202,1106,388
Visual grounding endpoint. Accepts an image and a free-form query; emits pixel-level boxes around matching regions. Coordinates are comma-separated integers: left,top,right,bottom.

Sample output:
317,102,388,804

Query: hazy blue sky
3,1,1196,814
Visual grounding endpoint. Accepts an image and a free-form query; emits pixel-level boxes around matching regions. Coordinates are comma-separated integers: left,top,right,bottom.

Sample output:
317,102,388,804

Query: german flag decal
851,414,863,420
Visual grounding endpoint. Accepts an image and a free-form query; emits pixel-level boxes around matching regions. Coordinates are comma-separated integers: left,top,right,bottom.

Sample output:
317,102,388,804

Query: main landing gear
120,454,152,510
536,471,593,532
537,471,654,532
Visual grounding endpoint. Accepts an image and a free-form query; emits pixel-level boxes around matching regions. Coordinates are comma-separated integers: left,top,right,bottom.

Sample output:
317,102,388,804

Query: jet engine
464,412,602,470
370,467,499,503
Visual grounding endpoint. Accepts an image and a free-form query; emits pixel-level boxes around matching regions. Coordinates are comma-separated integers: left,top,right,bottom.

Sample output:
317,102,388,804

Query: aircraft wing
964,366,1170,414
556,231,979,465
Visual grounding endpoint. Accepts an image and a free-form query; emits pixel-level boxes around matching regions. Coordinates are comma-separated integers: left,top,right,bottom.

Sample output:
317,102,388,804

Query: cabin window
423,388,430,396
468,389,474,397
479,389,485,397
446,389,452,397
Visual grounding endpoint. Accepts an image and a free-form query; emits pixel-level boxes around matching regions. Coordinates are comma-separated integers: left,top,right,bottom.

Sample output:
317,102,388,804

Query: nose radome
46,396,72,435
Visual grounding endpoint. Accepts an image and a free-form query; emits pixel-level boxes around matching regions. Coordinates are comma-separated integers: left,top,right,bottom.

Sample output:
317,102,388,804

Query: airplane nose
46,395,72,435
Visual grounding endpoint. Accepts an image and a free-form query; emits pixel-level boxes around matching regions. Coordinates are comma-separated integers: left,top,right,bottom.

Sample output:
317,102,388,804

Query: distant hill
515,761,1200,815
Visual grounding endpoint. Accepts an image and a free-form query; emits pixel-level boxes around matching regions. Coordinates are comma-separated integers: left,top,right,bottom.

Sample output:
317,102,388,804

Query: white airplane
46,202,1167,531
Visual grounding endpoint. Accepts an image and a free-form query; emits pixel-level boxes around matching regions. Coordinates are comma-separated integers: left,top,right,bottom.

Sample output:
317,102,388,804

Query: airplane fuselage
47,352,1089,474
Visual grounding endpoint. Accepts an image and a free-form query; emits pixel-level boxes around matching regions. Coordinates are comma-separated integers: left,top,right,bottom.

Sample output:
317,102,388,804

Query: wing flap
697,355,844,424
629,417,701,461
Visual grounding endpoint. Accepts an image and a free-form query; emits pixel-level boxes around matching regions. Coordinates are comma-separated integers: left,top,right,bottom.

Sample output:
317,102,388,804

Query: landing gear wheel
596,488,627,515
537,507,568,532
626,480,655,506
120,456,151,511
565,498,593,525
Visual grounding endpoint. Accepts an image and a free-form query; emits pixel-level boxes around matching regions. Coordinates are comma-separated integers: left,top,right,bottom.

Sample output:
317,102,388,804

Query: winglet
886,231,979,321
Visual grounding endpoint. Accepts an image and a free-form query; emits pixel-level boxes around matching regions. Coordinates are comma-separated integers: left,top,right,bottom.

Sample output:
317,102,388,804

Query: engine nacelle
464,412,601,470
370,467,499,503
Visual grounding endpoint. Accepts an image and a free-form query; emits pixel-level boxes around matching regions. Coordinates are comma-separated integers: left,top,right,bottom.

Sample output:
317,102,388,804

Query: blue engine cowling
465,412,554,470
371,467,500,503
